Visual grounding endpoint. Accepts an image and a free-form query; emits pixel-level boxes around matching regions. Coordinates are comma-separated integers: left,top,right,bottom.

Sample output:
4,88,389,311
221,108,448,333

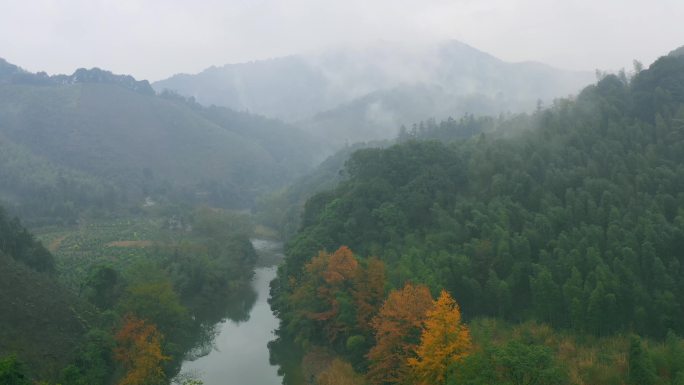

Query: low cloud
0,0,681,80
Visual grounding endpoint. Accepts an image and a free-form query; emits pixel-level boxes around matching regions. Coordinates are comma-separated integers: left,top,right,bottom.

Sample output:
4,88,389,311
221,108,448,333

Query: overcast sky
1,0,682,81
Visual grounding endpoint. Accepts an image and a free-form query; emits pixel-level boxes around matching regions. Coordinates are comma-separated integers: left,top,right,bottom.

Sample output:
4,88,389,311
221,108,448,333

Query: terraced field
35,217,178,289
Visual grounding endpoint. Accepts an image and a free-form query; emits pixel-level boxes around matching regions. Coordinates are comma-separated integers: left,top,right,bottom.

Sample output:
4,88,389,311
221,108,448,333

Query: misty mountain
0,58,155,94
154,40,593,146
300,84,505,147
274,51,684,359
670,45,684,58
0,60,322,222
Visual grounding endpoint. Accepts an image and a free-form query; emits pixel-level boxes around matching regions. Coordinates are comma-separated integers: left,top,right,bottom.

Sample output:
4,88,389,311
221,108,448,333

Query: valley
1,25,684,385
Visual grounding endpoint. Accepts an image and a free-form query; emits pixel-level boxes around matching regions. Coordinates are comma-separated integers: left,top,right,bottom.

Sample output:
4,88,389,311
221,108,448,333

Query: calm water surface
175,239,283,385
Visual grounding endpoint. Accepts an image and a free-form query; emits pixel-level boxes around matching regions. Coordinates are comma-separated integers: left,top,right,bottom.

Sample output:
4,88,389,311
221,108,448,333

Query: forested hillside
0,61,321,223
256,141,391,239
269,51,684,384
0,207,94,380
0,204,263,384
0,59,319,385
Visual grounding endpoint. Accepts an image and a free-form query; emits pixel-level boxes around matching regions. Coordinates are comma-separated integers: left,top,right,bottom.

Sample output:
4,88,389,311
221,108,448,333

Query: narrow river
175,239,284,385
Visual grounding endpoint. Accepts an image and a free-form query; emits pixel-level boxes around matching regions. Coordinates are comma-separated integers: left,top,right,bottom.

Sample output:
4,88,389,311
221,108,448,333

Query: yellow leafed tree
366,283,433,385
114,314,170,385
317,358,367,385
408,290,471,385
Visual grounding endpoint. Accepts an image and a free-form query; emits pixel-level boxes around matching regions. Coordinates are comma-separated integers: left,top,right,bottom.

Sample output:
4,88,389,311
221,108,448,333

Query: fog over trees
1,2,683,385
154,41,593,148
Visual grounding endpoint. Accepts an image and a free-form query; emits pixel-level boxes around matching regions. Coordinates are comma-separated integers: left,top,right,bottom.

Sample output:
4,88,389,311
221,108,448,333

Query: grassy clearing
105,240,155,248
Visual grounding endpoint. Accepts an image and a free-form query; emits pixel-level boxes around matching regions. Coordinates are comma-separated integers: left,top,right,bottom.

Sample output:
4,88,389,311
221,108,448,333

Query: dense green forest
255,110,516,242
256,141,391,240
269,51,684,384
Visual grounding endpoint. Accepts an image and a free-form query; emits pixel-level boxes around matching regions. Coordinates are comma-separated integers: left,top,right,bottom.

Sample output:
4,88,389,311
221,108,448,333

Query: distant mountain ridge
0,59,321,223
670,45,684,58
0,58,154,94
154,40,594,146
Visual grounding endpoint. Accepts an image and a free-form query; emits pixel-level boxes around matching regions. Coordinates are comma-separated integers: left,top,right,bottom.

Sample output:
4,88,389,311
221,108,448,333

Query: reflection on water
174,240,283,385
267,334,305,385
182,283,258,361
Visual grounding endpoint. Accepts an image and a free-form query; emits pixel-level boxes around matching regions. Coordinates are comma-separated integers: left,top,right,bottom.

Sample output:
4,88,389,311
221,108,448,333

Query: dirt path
48,235,68,253
105,240,154,248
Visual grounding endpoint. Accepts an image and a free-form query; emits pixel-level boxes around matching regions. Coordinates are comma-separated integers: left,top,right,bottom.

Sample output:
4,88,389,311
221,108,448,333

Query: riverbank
174,239,285,385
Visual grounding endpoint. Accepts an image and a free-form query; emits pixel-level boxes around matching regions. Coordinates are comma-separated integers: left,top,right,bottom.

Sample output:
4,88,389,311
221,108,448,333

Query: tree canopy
279,54,684,339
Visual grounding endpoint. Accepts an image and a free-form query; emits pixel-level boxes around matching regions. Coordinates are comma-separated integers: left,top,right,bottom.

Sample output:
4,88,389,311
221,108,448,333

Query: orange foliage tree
408,290,471,385
114,314,169,385
366,283,434,385
317,358,367,385
290,246,386,344
352,257,386,333
308,246,359,341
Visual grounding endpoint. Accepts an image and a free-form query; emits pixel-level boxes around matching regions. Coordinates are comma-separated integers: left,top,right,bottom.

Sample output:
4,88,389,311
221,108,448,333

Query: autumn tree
114,315,169,385
353,257,386,333
317,358,367,385
408,290,471,385
288,246,362,344
117,270,189,353
320,246,360,340
367,283,433,385
306,246,359,341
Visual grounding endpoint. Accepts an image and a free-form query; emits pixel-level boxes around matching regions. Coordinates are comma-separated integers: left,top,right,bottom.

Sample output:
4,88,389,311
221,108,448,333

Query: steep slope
256,141,389,239
0,253,92,379
255,115,496,239
274,51,684,343
669,45,684,58
300,84,505,146
154,40,593,146
153,55,331,122
0,62,321,221
0,208,92,379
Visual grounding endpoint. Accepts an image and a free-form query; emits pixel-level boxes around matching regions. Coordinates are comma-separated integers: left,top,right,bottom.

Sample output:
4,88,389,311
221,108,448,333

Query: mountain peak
0,61,154,95
0,58,28,82
66,67,155,95
669,45,684,58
